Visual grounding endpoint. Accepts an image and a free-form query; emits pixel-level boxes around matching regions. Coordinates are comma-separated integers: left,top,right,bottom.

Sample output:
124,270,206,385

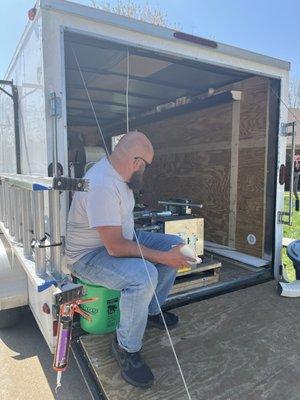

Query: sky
1,0,300,79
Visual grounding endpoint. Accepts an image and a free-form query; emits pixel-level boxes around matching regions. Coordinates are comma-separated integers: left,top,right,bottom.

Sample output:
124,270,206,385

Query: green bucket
77,278,121,334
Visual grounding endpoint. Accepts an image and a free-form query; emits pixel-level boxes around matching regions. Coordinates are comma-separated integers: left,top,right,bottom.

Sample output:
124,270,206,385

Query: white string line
270,86,300,126
71,47,110,158
71,45,192,400
126,48,130,133
133,230,192,400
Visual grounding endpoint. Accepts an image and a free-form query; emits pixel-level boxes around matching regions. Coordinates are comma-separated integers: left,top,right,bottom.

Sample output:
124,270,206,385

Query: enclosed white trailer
0,1,296,398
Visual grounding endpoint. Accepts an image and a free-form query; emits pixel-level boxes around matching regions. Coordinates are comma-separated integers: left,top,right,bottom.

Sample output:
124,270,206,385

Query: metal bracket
281,122,297,137
54,283,85,307
279,121,297,226
53,177,89,191
0,174,89,192
277,211,291,225
49,92,62,118
0,80,13,98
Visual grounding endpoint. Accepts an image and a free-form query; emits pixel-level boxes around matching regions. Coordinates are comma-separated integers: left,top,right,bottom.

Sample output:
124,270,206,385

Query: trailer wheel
0,307,22,329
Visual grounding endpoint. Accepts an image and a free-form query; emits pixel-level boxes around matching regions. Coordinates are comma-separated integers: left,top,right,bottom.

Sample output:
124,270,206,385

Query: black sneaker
111,336,154,388
147,311,179,330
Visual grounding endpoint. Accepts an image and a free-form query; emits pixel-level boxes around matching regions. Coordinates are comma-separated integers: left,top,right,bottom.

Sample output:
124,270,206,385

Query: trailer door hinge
278,211,291,225
49,92,62,118
281,122,296,137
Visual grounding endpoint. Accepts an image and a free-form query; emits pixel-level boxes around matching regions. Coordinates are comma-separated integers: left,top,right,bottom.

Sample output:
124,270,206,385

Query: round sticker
247,234,256,245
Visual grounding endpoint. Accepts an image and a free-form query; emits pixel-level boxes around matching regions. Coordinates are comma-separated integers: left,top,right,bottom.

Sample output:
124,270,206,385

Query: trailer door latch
281,122,297,136
278,211,292,225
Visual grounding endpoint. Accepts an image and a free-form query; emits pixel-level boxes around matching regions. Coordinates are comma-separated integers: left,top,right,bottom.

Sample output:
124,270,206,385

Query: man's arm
96,226,192,268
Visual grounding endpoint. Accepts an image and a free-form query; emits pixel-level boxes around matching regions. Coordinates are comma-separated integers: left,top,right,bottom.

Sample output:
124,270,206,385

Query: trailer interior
64,31,279,297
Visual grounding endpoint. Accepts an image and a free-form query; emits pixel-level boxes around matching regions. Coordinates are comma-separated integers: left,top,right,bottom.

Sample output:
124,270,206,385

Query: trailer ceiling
64,32,252,130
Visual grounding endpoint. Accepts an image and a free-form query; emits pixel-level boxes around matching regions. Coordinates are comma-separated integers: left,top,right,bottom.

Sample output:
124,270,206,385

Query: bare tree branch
90,0,181,29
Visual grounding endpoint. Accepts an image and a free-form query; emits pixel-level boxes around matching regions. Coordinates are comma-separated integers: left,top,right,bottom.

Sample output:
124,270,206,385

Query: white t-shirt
66,157,135,264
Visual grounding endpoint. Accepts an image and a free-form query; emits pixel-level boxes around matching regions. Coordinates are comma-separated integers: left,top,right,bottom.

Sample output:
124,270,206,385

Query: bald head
110,131,154,188
113,131,153,164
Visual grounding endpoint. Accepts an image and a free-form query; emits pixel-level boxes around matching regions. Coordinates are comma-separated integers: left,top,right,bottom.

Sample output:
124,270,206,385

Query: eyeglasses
134,157,151,168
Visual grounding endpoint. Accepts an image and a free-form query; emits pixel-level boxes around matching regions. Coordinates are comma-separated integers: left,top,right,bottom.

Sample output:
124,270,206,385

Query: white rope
71,45,192,400
133,230,192,400
71,47,110,157
270,86,300,125
126,49,130,133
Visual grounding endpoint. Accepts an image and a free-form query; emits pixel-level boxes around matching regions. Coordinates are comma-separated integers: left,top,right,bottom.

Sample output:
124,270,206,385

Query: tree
288,78,300,109
90,0,180,29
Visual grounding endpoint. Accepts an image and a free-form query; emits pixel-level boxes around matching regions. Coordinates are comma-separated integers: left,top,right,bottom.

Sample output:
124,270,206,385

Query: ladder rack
0,174,88,280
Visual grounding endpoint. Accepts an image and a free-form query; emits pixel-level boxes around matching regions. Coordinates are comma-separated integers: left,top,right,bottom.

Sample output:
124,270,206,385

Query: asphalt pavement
0,308,91,400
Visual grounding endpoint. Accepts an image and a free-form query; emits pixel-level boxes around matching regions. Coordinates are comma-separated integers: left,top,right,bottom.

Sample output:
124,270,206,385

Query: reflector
28,7,36,21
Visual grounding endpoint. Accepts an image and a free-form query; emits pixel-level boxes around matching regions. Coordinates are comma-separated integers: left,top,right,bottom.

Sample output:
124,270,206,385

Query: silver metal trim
49,190,61,277
0,174,88,192
32,191,46,276
21,189,32,257
279,122,297,225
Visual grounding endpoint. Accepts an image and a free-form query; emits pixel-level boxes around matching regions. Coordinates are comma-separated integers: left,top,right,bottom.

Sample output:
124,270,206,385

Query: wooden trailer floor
79,281,300,400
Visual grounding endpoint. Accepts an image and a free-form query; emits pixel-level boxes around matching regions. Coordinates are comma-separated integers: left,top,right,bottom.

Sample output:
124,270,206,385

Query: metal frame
264,79,281,262
67,117,105,127
278,122,297,226
165,269,273,309
0,173,88,191
0,173,88,278
32,191,47,275
71,337,107,400
66,83,170,101
103,89,239,134
66,64,201,92
68,97,144,109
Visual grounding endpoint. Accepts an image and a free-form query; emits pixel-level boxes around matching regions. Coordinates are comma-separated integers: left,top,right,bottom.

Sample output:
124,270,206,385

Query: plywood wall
135,76,270,257
137,100,234,245
234,77,270,257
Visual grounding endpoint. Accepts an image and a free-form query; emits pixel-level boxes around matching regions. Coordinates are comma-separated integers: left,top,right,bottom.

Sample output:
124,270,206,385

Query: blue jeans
70,230,182,352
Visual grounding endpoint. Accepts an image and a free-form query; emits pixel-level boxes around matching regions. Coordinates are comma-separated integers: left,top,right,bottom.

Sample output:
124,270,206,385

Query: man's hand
96,226,194,268
161,244,195,269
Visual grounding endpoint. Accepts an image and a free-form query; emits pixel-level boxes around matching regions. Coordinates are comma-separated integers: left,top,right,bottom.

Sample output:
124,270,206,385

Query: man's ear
132,158,140,171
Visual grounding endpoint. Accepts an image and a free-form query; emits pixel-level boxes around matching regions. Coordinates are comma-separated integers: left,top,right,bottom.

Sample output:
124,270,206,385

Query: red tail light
28,7,37,21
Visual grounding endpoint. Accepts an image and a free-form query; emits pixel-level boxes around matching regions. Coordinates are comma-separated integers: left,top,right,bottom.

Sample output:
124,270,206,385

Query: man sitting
66,131,191,388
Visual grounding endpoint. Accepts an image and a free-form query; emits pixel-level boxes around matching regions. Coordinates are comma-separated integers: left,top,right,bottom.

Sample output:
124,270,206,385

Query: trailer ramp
78,281,300,400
